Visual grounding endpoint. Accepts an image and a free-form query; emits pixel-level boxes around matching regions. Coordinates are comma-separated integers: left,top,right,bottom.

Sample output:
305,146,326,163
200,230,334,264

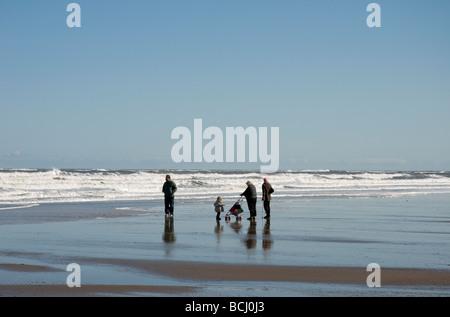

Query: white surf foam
0,204,40,211
1,169,449,204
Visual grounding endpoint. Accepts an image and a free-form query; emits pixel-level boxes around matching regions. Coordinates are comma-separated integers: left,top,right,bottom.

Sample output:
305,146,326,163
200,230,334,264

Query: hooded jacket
262,182,274,201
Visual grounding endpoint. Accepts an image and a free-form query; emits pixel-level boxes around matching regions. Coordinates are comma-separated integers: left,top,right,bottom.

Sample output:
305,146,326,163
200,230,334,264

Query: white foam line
0,204,40,211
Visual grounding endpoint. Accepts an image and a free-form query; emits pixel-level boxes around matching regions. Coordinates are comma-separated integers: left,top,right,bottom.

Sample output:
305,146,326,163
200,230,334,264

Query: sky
1,1,449,171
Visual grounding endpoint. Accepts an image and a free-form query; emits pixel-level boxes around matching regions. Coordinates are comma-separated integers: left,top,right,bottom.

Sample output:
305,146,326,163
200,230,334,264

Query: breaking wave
0,168,449,204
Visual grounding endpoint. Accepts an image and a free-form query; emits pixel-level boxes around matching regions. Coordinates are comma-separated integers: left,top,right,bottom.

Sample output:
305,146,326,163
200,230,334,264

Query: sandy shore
0,284,198,297
1,196,449,296
83,258,450,286
1,260,449,296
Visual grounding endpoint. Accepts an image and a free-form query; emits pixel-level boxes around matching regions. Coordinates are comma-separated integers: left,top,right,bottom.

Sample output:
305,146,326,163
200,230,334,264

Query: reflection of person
244,220,257,249
240,181,257,221
162,175,177,217
262,178,274,219
162,217,176,243
213,196,225,221
214,221,224,244
262,219,273,250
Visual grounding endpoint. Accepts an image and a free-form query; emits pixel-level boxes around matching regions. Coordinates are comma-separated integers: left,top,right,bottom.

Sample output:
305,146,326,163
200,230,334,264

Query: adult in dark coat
240,181,257,221
162,175,177,217
262,178,274,219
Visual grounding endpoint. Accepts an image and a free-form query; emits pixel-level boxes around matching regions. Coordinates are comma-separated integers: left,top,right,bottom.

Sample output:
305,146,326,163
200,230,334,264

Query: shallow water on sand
1,194,449,295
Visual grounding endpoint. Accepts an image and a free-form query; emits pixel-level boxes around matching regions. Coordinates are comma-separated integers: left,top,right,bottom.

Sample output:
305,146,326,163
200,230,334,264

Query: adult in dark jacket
162,175,177,217
240,181,257,221
262,178,274,219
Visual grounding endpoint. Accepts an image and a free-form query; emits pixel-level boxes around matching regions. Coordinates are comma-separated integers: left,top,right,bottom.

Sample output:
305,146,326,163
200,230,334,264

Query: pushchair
225,196,245,221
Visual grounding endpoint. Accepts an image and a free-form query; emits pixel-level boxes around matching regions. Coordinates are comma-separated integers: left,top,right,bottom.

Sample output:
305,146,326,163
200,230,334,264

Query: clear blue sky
1,1,449,171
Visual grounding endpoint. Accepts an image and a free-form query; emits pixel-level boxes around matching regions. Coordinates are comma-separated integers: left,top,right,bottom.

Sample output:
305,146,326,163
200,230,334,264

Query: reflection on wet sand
228,219,243,234
262,219,272,250
244,220,257,249
214,220,224,244
225,219,273,251
162,217,176,244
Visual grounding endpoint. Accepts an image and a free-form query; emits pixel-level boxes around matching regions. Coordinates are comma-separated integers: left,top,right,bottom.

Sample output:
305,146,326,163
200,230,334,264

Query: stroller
225,197,245,221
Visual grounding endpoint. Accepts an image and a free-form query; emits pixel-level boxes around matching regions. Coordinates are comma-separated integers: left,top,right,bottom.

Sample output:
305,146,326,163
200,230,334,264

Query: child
213,196,225,221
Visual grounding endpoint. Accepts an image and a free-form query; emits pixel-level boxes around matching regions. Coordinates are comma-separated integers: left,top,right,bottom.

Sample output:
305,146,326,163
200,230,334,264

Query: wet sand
1,261,450,296
1,195,450,296
0,283,198,297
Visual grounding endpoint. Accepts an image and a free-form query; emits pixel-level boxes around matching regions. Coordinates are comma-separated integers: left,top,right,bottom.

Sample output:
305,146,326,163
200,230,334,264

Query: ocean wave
0,204,40,211
0,169,449,204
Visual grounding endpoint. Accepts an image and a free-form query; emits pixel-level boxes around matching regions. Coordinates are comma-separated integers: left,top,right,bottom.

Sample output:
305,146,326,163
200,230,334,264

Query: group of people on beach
162,174,274,221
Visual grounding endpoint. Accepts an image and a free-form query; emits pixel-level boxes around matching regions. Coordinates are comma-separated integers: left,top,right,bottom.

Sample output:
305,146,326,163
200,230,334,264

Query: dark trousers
164,196,174,215
247,198,257,217
263,200,271,216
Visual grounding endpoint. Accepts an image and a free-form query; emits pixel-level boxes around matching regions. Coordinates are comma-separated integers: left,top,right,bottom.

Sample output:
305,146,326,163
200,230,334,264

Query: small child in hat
213,196,225,221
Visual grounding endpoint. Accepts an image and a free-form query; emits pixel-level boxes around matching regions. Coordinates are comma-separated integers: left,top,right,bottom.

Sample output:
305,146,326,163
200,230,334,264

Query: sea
1,168,450,206
1,168,450,296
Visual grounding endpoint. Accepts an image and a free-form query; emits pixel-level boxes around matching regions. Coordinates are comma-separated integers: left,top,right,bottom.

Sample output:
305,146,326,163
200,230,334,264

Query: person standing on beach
213,196,225,221
240,181,257,221
262,178,274,219
162,175,177,217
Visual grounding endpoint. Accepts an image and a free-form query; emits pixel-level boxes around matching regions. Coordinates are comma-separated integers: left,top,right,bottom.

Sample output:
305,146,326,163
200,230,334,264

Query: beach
1,261,450,297
2,0,450,303
1,182,450,297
